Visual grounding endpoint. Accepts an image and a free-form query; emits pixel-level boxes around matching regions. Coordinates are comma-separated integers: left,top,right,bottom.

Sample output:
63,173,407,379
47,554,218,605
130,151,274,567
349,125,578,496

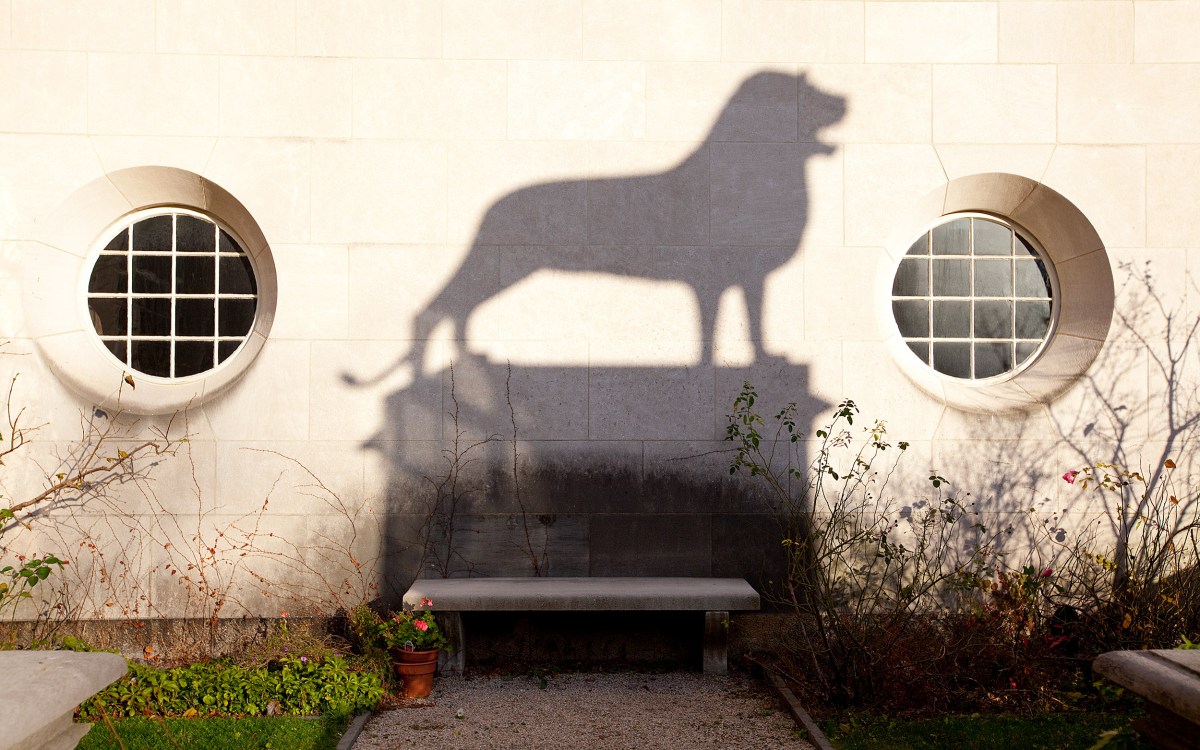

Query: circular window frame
879,173,1113,412
84,207,262,382
891,211,1060,384
25,167,277,415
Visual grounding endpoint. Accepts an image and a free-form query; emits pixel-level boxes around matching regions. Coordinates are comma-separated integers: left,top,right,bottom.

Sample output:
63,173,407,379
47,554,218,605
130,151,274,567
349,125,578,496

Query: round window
890,214,1055,381
86,210,259,379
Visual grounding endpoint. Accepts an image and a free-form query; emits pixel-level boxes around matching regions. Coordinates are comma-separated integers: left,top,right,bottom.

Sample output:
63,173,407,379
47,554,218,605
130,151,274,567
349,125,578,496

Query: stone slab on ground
0,651,127,750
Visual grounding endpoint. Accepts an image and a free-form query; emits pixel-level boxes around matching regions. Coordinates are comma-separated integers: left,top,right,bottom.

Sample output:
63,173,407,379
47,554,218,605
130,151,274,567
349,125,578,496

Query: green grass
830,711,1154,750
77,714,352,750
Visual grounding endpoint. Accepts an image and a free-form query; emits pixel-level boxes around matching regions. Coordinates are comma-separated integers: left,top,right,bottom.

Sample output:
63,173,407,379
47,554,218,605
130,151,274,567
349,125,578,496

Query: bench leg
703,611,729,675
438,612,465,675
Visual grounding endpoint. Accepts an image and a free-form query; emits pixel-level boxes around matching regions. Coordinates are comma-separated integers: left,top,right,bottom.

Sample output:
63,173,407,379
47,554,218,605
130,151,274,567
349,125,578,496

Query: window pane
893,299,929,338
219,299,256,336
931,218,970,256
176,298,215,336
974,342,1012,379
892,258,928,296
176,214,216,253
89,255,128,293
103,230,128,253
973,259,1012,297
132,215,172,251
932,342,970,378
905,235,929,256
88,298,127,336
933,300,970,338
905,340,929,364
174,341,214,377
102,339,127,364
1016,342,1040,366
176,255,215,294
1016,235,1039,259
132,255,172,294
217,340,241,363
218,229,241,253
131,298,171,336
1015,259,1051,298
973,219,1012,256
974,300,1012,339
219,255,257,295
130,340,170,377
932,259,970,296
1016,300,1052,339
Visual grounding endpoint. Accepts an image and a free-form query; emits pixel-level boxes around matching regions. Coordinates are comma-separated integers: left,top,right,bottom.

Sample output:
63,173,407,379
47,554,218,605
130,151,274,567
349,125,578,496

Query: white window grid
86,210,258,379
891,214,1056,381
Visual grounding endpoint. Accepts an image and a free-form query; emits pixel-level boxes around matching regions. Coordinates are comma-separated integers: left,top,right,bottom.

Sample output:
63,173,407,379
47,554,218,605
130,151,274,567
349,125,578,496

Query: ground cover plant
79,654,383,720
74,615,385,722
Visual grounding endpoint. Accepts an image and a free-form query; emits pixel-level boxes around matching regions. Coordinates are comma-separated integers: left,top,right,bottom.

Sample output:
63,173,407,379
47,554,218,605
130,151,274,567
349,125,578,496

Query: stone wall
1,1,1197,618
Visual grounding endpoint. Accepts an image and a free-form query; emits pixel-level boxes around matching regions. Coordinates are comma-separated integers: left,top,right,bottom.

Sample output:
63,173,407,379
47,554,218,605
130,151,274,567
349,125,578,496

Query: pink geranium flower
1062,470,1078,484
415,620,429,631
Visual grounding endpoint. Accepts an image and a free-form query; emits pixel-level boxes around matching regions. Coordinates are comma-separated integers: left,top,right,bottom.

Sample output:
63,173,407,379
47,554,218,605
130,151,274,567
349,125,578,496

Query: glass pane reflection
932,218,970,256
973,219,1012,256
893,299,929,338
974,259,1012,297
974,342,1011,379
932,259,970,296
933,300,970,338
892,258,928,296
933,342,971,378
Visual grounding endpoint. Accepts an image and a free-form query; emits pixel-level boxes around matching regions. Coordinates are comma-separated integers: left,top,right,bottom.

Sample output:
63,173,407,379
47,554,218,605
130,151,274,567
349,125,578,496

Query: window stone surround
23,166,277,415
878,172,1114,412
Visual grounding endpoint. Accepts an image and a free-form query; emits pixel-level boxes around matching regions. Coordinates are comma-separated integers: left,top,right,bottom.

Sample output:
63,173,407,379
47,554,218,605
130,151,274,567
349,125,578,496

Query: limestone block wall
0,1,1196,618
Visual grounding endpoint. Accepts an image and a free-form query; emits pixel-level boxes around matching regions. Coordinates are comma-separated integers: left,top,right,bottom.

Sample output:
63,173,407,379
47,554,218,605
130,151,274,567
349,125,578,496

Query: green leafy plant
0,554,66,611
378,598,449,652
79,655,383,720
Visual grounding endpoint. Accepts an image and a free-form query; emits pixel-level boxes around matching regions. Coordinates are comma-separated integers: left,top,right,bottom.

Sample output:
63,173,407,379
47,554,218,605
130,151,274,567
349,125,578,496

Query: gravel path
351,672,814,750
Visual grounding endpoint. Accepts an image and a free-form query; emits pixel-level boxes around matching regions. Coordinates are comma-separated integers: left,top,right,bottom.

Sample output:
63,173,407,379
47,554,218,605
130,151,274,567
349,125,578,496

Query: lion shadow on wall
349,71,846,386
356,70,846,591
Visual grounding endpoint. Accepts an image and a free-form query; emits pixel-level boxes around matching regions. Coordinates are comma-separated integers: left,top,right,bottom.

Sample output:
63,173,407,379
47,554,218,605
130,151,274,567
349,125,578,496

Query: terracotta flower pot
392,647,440,698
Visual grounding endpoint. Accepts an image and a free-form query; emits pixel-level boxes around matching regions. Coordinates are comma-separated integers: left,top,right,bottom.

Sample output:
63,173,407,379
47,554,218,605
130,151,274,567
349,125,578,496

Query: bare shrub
726,383,1000,707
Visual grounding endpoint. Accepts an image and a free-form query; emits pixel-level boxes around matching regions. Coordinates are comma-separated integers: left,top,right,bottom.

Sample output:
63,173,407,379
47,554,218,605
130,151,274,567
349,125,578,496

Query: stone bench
0,651,127,750
402,577,760,675
1094,649,1200,749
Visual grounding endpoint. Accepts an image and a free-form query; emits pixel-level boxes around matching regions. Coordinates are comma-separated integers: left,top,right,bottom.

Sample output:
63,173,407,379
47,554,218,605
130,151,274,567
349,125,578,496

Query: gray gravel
351,671,815,750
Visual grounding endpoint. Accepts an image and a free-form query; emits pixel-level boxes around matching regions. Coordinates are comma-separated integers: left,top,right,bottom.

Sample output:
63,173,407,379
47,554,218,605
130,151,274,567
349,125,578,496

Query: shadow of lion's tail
341,309,450,387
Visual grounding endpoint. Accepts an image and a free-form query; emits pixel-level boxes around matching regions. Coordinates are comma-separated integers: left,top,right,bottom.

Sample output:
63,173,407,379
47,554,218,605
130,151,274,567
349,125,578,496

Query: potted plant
379,598,449,698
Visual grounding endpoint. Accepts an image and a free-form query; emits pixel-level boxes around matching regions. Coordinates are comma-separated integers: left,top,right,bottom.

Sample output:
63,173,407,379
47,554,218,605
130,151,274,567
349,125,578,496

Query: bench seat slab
403,577,760,612
1095,649,1200,749
403,577,759,676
